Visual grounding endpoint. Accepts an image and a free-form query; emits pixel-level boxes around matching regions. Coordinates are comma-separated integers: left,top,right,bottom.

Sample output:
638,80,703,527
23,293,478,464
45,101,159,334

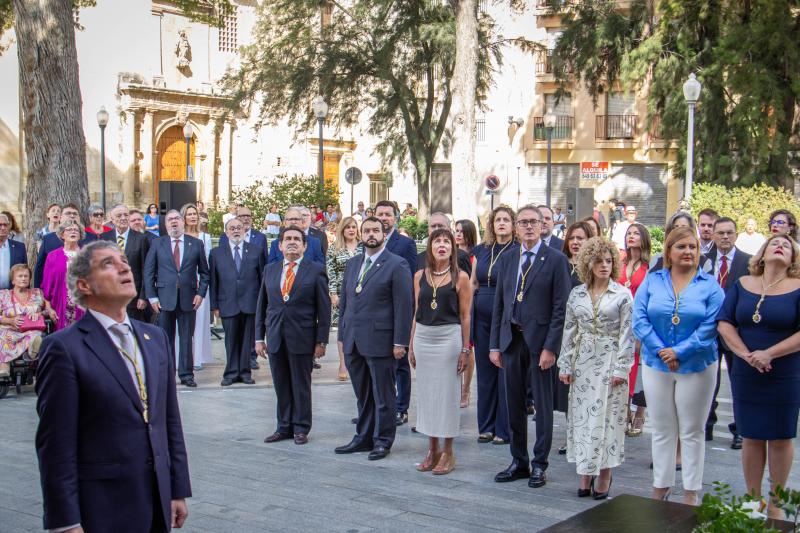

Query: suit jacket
267,234,325,265
255,259,331,355
546,235,565,251
144,234,209,312
489,243,571,355
100,229,150,303
209,241,265,317
309,226,328,256
35,313,191,531
337,250,413,357
704,245,752,293
1,239,27,289
385,230,417,278
34,231,97,288
218,229,269,262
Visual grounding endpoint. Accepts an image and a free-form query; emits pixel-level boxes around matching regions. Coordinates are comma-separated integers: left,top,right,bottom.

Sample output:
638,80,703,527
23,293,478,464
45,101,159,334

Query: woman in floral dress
326,216,361,380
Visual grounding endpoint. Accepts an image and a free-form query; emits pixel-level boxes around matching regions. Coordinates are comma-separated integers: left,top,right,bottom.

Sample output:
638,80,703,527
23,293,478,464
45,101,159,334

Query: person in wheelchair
0,264,57,377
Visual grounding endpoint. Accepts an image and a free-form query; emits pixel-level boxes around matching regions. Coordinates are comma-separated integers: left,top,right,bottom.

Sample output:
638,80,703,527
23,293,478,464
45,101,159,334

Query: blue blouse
633,268,724,374
144,214,159,236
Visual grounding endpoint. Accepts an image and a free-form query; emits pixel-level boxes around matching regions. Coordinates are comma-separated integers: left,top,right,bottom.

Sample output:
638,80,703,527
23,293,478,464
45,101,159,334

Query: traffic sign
345,167,363,185
485,174,501,190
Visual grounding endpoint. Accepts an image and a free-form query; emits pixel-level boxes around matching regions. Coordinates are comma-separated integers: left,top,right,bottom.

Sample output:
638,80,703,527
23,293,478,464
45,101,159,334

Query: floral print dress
326,244,360,325
0,289,46,363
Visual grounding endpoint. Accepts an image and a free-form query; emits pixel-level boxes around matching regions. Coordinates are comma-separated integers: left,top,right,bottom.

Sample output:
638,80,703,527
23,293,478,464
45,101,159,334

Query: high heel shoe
460,390,471,408
432,452,455,475
592,475,612,500
577,476,594,498
416,451,441,472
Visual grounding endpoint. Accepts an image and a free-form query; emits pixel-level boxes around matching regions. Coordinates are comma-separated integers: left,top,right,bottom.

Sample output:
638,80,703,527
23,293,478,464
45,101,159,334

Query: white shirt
87,309,146,391
228,239,244,261
0,239,9,290
715,247,736,281
148,235,184,304
359,246,385,279
736,231,767,256
611,220,631,250
701,239,715,255
280,256,303,288
517,240,542,283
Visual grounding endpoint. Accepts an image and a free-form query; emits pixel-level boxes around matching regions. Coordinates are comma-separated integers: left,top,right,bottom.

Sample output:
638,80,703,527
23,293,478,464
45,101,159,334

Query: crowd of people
4,196,799,531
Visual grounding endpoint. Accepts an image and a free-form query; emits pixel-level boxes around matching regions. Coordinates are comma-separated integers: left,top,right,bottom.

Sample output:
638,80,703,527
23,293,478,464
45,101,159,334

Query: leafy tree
225,0,502,218
690,183,800,233
550,0,800,189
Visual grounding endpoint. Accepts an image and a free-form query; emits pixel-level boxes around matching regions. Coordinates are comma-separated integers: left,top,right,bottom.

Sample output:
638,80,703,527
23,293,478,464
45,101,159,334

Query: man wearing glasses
34,203,97,288
219,205,269,261
267,206,325,265
488,205,571,489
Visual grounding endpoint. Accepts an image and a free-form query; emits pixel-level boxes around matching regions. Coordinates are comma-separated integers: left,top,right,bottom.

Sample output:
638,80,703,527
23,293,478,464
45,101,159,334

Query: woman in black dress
717,234,800,518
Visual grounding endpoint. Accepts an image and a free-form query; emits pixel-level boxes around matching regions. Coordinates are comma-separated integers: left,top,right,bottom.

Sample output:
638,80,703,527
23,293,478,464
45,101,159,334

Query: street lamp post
682,73,701,201
183,122,193,180
544,112,556,206
96,106,109,212
312,95,329,194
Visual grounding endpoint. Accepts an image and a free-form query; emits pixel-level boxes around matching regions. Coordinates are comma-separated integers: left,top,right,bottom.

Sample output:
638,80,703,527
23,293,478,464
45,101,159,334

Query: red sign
580,161,609,180
485,174,501,190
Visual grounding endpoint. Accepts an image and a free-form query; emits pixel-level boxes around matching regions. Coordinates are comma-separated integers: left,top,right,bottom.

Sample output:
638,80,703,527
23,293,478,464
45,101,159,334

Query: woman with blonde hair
326,216,361,380
558,237,633,499
718,234,800,518
179,203,213,369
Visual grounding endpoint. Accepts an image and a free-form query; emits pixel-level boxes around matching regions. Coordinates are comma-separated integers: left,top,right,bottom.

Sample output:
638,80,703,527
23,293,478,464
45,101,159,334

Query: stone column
140,109,156,206
119,109,137,205
217,119,234,204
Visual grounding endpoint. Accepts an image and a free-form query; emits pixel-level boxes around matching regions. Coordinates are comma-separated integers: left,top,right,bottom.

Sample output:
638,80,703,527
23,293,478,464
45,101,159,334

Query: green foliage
398,216,427,240
694,482,778,533
552,0,800,188
206,207,224,239
648,226,665,255
772,485,800,531
689,183,800,234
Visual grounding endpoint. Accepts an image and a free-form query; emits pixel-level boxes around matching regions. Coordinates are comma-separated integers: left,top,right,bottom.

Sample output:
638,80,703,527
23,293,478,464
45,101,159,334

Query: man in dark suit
255,226,331,445
34,203,97,287
538,205,564,250
267,207,325,265
100,204,150,321
374,200,417,426
335,217,413,460
129,209,157,243
210,218,265,386
144,209,210,387
414,212,472,274
0,213,27,290
35,240,190,532
218,206,269,257
302,205,329,256
489,205,571,488
704,216,752,449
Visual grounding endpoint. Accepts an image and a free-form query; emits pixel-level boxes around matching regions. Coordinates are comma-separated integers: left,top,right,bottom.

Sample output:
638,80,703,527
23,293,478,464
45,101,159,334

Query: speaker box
158,181,197,236
565,187,596,227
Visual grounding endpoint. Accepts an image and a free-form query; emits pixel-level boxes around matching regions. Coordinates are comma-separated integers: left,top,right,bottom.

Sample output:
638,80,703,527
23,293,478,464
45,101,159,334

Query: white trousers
642,362,718,491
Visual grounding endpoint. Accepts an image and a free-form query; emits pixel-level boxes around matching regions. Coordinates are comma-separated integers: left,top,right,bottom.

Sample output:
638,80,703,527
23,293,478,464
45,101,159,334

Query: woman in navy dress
718,234,800,519
471,206,518,445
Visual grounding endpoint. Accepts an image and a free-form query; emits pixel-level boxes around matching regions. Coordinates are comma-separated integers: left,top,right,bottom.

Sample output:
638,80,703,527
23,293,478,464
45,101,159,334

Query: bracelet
460,348,470,354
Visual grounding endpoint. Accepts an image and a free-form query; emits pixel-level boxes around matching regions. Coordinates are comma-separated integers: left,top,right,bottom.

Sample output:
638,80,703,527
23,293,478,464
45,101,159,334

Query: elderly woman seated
0,264,57,376
41,219,85,330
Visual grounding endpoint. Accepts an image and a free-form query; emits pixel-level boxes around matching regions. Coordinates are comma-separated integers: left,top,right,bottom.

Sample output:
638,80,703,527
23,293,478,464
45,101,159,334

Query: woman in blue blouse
633,226,724,505
144,204,160,236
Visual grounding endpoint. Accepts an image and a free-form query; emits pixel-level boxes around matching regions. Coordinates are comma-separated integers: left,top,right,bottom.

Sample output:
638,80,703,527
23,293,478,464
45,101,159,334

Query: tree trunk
449,0,479,223
14,0,90,262
412,151,432,221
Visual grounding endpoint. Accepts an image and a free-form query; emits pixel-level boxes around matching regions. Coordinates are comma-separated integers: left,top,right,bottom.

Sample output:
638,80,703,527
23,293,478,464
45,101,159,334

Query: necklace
430,269,450,310
432,267,450,276
516,249,535,302
624,259,640,289
590,283,609,333
752,275,786,324
670,273,693,325
487,240,512,285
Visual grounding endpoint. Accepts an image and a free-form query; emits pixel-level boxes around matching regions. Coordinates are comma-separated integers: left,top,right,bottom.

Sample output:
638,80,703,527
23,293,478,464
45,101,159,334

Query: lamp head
96,106,109,128
683,73,701,104
312,95,329,120
183,122,193,139
543,113,556,128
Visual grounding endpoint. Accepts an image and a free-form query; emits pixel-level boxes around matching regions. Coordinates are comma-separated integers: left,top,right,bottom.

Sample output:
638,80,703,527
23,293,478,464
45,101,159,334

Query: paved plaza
2,333,800,532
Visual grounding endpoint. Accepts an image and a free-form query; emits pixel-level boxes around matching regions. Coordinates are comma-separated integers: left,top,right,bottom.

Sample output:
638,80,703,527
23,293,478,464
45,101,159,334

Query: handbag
10,291,46,332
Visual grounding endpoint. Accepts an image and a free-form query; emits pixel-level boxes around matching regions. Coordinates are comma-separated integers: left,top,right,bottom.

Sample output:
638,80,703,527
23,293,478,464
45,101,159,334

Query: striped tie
282,261,296,299
117,234,125,251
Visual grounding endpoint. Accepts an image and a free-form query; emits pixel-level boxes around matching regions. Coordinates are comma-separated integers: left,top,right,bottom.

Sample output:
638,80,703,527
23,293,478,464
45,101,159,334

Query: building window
476,118,486,143
218,4,238,53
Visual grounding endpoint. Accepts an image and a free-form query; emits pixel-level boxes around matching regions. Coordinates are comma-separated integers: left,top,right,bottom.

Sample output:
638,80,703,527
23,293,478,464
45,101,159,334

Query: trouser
643,363,717,491
269,344,314,435
395,351,411,414
706,347,737,434
347,348,397,448
505,329,554,470
221,313,255,381
158,308,196,380
473,297,510,439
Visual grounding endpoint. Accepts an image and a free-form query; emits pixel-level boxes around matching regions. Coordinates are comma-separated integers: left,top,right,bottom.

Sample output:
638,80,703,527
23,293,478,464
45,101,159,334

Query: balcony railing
533,116,574,141
535,53,553,74
595,115,637,140
536,0,572,10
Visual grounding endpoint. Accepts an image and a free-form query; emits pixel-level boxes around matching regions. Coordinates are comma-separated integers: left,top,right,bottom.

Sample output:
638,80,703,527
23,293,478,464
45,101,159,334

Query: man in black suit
36,241,190,532
538,205,564,250
210,218,265,386
129,209,157,243
704,216,751,449
489,205,571,488
255,226,331,445
34,203,97,287
414,212,472,274
144,209,210,387
100,204,150,321
374,200,417,426
335,217,413,460
301,205,329,256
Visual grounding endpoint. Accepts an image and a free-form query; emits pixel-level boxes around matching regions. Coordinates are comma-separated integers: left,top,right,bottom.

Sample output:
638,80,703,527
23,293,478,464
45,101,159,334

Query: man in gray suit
334,217,413,460
145,210,209,387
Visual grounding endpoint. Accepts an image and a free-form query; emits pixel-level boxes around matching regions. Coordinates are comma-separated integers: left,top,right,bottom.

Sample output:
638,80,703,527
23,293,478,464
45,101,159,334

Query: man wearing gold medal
489,205,571,488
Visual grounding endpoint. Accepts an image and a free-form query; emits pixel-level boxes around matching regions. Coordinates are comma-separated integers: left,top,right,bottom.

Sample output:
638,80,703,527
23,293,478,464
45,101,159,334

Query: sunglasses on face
92,212,104,217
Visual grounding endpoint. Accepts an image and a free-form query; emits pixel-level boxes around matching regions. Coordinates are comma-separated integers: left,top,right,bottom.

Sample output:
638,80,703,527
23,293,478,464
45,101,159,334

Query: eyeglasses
92,212,104,217
238,214,252,218
714,230,736,237
770,219,789,227
285,217,302,223
516,219,541,228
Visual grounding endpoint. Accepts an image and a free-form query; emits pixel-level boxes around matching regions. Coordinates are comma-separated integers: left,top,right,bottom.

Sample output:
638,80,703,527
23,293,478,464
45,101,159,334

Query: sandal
338,372,349,381
416,451,441,472
460,390,471,408
432,452,455,475
627,413,644,437
477,432,494,444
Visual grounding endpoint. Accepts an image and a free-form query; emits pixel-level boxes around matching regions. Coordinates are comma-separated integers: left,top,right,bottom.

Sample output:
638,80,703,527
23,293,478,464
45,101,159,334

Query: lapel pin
540,257,545,261
143,333,151,340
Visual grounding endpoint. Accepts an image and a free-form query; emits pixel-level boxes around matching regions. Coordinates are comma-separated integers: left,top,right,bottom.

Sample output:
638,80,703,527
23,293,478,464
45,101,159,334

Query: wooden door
157,125,195,182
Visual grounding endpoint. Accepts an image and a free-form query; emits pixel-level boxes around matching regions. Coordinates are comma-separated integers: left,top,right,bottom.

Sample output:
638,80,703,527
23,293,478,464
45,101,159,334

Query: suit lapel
131,321,158,411
163,237,179,274
181,238,192,270
522,245,547,297
358,253,385,290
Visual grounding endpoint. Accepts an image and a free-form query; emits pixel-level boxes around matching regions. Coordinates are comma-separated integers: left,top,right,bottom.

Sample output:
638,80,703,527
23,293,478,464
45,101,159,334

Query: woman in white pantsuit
409,228,473,475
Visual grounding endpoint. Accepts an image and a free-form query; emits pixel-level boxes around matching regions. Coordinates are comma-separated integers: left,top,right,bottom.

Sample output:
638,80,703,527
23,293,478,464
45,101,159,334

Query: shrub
648,226,665,255
690,183,800,234
398,216,427,240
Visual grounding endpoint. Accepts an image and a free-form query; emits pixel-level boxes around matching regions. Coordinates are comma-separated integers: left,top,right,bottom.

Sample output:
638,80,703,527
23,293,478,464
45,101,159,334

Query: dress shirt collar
364,245,385,264
88,308,132,332
519,239,542,256
718,247,736,262
115,228,130,240
229,239,245,255
283,256,303,268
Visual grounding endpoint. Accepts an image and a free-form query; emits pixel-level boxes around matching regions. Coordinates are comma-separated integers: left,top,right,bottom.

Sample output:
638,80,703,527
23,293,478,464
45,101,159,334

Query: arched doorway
156,124,195,182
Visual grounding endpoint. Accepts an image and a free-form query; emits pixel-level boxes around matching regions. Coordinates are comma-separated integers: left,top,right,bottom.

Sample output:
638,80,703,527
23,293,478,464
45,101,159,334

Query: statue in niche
175,30,192,72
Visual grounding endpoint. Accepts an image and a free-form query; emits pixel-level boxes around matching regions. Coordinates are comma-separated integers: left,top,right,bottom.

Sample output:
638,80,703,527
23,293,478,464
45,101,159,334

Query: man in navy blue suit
267,206,325,265
35,240,191,532
256,226,331,445
144,210,210,387
334,217,413,460
34,203,97,288
210,218,265,386
218,205,269,259
489,205,571,489
0,213,27,290
374,200,416,426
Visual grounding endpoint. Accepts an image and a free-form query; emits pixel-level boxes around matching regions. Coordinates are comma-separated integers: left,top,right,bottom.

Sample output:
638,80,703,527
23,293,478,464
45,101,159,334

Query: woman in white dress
409,229,472,475
178,203,213,369
558,237,634,500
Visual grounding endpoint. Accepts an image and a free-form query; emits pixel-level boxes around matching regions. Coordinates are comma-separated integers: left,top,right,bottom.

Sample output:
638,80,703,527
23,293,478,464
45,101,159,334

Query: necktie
117,234,125,251
110,323,148,423
718,255,729,289
234,245,242,273
282,261,296,298
173,239,181,269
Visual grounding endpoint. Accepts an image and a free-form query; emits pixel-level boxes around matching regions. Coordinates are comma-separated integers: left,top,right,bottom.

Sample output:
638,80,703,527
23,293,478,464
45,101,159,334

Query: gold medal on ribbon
431,300,438,310
355,284,362,294
671,314,680,326
517,293,524,302
752,312,762,324
283,294,289,302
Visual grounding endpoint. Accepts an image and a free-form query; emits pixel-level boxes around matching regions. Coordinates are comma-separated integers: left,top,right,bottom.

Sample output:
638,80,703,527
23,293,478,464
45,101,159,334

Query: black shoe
313,362,322,369
494,461,530,483
705,428,714,441
731,434,743,450
180,378,197,388
264,431,292,443
250,361,260,370
350,417,358,424
578,477,595,498
528,466,547,488
220,378,233,386
526,405,535,416
477,433,494,444
395,412,408,426
368,446,390,460
241,377,256,385
558,444,567,455
592,475,612,500
335,438,372,454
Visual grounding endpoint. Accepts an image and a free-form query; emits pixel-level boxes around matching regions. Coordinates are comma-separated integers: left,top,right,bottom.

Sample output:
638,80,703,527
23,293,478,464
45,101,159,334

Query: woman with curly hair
558,237,634,500
767,209,798,241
